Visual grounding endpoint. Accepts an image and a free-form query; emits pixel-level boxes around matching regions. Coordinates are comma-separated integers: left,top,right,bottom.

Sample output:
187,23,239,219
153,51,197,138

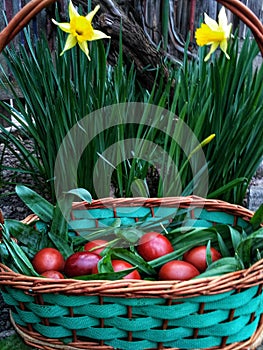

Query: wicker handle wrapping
0,0,57,52
0,209,4,235
217,0,263,54
0,0,262,55
0,210,4,225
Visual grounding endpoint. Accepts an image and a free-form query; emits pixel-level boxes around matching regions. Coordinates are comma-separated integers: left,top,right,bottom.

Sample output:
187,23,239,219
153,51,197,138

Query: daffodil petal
86,5,100,22
89,29,111,41
60,34,77,55
52,19,71,33
69,0,79,20
220,39,230,59
226,23,232,38
218,7,228,29
204,13,219,31
220,39,227,53
204,42,219,62
78,41,91,60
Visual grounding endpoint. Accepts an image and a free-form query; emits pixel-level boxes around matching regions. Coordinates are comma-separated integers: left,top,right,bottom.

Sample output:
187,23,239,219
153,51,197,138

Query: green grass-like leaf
0,333,37,350
250,204,263,231
15,185,53,222
0,225,39,276
197,257,244,278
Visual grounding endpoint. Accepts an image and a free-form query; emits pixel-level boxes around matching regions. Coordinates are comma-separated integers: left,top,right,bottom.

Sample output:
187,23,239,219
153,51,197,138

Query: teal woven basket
1,196,263,350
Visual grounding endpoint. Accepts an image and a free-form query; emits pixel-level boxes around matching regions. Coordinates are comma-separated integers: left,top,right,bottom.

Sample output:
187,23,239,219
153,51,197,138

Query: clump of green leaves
0,27,262,204
0,185,92,273
169,32,263,203
0,27,142,201
0,334,37,350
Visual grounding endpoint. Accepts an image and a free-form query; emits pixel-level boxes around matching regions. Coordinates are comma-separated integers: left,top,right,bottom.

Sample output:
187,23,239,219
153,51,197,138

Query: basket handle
217,0,263,55
0,0,262,54
0,209,4,235
0,0,57,52
0,209,4,225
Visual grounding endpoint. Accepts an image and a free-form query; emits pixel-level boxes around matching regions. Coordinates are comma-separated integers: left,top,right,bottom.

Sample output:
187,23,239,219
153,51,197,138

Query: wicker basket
1,1,263,350
1,196,263,350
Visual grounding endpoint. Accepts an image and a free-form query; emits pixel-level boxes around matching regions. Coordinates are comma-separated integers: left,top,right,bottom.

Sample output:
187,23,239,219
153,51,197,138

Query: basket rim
22,195,255,225
1,258,263,299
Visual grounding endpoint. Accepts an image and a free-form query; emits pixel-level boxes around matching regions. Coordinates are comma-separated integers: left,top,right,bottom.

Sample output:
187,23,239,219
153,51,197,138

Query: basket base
10,311,263,350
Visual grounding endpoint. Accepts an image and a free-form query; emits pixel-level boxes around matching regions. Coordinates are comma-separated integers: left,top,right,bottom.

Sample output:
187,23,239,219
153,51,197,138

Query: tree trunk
73,0,180,91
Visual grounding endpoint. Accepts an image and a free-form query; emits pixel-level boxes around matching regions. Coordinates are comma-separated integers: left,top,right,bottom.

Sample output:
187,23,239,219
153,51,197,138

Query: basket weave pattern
1,197,263,349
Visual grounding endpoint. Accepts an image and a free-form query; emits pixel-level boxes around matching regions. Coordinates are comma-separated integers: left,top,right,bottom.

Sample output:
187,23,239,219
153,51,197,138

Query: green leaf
97,252,114,273
216,232,231,257
0,242,9,261
0,224,39,276
48,191,82,257
112,248,156,275
169,227,218,255
15,185,54,222
0,334,33,350
250,203,263,230
206,240,213,266
229,225,244,251
48,231,74,259
161,0,169,51
4,219,49,257
65,188,92,203
50,198,73,242
149,250,183,268
116,227,144,243
236,228,263,267
130,178,150,197
207,177,247,199
111,218,122,228
74,268,137,281
197,257,242,278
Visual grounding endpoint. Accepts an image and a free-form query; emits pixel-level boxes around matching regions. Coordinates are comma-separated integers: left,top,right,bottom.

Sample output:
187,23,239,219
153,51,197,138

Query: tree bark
73,0,173,91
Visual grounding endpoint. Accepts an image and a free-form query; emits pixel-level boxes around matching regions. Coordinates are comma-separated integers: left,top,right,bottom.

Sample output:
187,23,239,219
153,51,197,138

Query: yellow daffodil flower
195,7,232,61
52,1,110,60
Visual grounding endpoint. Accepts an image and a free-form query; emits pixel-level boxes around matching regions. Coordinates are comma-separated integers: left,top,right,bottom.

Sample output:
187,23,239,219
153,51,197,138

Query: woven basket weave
1,196,263,350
